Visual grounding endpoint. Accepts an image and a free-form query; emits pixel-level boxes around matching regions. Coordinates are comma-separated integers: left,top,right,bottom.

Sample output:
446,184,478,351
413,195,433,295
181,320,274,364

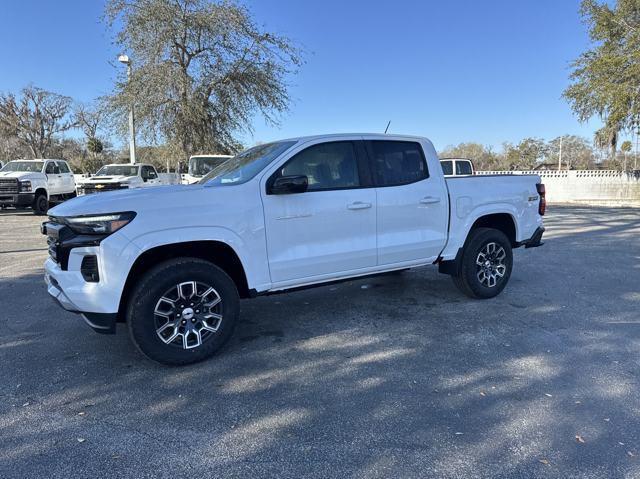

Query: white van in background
182,154,233,184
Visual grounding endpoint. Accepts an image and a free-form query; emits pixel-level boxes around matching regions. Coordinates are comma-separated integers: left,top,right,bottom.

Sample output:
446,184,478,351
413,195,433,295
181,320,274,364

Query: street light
118,54,137,165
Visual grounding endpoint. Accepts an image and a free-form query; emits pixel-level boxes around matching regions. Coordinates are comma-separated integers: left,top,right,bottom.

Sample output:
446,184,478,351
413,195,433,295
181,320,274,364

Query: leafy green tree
105,0,303,158
506,138,548,170
564,0,640,159
87,137,104,156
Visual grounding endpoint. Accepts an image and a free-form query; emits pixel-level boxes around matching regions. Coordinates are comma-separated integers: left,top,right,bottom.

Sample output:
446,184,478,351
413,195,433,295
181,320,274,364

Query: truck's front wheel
127,258,239,365
32,193,48,215
452,227,513,299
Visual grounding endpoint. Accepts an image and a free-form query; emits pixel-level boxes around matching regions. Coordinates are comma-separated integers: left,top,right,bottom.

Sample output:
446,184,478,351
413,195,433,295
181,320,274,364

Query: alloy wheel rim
154,281,223,349
475,242,507,288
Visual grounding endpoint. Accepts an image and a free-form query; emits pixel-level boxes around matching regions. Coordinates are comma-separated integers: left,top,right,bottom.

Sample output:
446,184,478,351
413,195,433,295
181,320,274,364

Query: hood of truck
0,171,45,181
49,184,212,217
77,175,138,184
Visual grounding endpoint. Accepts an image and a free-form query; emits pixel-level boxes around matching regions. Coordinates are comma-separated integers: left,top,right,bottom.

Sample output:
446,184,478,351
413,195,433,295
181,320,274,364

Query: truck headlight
19,180,32,192
61,212,136,235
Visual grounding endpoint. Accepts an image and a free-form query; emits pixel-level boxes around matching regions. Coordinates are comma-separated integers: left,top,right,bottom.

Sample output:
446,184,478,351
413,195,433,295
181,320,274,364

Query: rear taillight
536,183,546,216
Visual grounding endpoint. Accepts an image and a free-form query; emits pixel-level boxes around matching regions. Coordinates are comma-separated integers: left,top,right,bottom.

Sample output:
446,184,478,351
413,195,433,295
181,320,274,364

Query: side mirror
268,175,308,195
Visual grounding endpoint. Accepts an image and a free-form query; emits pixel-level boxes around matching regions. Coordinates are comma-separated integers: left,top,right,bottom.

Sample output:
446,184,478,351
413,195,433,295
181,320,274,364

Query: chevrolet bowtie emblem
95,184,104,189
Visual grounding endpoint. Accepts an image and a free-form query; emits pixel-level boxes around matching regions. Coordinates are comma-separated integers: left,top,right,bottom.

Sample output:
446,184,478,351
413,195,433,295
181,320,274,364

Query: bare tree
74,100,107,140
105,0,303,157
74,100,109,160
0,86,76,158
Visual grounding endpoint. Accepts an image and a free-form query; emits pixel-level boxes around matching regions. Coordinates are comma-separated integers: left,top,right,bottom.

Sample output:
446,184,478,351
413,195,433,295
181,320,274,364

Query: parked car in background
182,154,233,184
76,163,164,195
43,133,545,365
440,158,475,176
0,159,76,214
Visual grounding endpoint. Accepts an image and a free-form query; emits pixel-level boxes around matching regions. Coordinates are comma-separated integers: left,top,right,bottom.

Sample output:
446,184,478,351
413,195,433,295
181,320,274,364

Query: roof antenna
384,121,391,134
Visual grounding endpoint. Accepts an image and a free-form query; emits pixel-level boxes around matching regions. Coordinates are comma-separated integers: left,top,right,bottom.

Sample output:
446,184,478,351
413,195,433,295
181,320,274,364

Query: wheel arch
439,208,518,276
468,212,517,247
117,240,250,322
34,187,48,200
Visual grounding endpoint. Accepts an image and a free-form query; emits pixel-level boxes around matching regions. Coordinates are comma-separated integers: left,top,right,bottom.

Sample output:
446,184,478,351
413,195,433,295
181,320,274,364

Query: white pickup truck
43,134,545,365
0,159,76,215
76,163,163,195
440,158,475,176
181,154,233,184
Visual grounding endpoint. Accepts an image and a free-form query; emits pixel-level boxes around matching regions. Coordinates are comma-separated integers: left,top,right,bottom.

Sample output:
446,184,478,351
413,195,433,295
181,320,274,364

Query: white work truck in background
43,133,545,365
0,159,76,214
76,163,164,195
440,158,475,176
182,154,232,184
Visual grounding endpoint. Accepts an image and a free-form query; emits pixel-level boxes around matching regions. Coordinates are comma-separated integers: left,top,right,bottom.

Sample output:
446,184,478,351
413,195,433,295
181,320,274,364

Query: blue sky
0,0,603,152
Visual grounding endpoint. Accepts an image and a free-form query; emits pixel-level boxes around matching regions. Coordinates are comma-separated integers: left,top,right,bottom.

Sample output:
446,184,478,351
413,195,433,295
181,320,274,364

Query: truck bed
440,174,543,259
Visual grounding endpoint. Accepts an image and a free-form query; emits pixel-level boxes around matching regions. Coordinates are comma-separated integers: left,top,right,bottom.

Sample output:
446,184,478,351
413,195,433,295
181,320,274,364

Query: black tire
32,193,48,215
451,227,513,299
127,258,240,365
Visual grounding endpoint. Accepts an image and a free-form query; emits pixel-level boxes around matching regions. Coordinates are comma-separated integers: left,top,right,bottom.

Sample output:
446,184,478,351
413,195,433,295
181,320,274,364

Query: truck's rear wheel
452,227,513,299
32,193,48,215
127,258,239,365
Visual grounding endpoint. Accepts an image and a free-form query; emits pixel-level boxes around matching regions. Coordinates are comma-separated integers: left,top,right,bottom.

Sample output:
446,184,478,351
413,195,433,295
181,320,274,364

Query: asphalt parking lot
1,205,640,478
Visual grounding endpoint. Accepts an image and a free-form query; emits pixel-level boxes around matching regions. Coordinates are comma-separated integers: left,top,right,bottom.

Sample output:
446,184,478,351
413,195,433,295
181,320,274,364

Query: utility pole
558,135,563,171
633,126,640,170
118,54,137,165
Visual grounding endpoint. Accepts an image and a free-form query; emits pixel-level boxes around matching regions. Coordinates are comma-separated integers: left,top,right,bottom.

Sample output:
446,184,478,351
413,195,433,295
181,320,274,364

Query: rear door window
367,141,429,187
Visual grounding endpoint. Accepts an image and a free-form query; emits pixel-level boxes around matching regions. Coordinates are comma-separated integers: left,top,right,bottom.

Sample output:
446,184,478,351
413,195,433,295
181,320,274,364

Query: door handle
347,201,372,210
419,196,441,205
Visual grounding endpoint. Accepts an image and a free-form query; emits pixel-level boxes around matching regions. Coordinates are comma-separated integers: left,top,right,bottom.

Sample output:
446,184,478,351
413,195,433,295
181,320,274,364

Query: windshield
199,141,297,186
96,165,139,177
1,161,44,173
188,156,231,177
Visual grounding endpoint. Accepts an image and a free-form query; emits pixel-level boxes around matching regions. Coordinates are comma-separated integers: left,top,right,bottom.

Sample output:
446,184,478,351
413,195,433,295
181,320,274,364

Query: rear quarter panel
440,174,543,260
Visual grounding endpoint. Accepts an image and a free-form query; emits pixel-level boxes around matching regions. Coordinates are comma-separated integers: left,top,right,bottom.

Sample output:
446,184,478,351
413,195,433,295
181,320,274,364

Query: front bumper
45,269,117,334
0,192,34,207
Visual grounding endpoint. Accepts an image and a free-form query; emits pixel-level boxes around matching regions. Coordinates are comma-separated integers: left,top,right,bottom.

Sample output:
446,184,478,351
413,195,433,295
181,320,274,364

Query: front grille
44,220,68,267
43,218,104,271
47,236,58,262
79,183,128,194
0,178,18,194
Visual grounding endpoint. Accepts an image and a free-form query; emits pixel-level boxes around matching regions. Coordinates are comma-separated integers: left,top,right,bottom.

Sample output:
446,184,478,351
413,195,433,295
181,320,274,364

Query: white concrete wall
477,170,640,206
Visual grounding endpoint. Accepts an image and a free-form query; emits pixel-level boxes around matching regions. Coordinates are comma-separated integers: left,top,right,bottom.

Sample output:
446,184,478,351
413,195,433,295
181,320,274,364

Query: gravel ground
1,205,639,478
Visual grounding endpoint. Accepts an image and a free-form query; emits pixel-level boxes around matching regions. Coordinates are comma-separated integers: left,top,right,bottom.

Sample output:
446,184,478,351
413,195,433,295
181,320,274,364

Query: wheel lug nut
181,320,186,325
